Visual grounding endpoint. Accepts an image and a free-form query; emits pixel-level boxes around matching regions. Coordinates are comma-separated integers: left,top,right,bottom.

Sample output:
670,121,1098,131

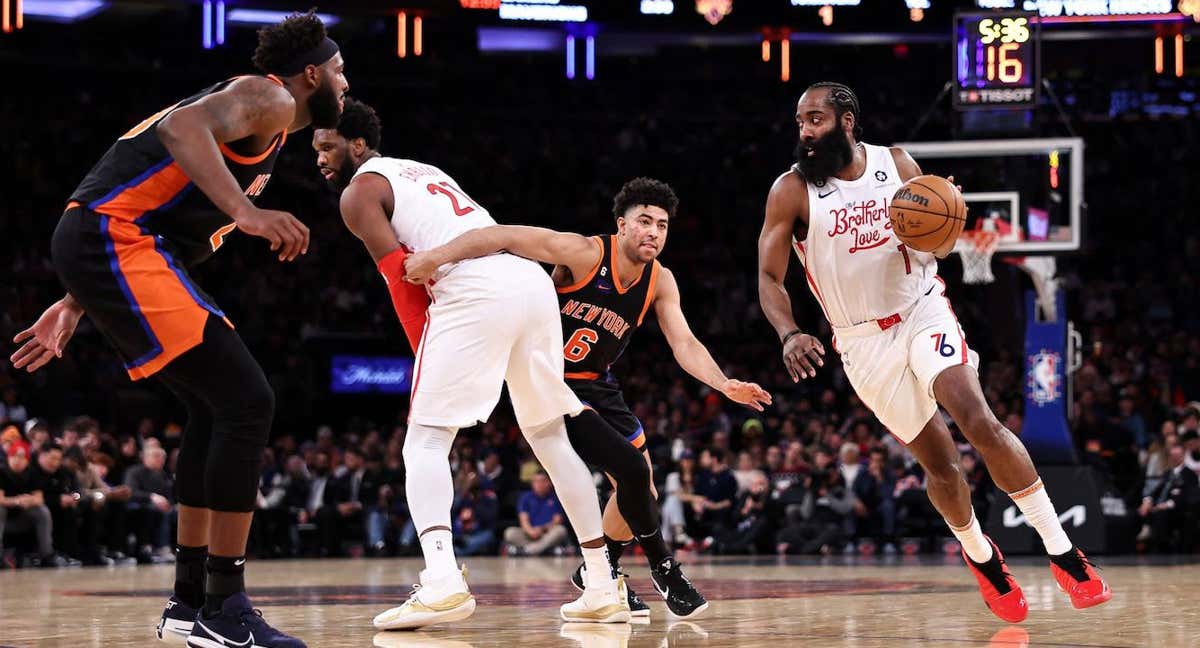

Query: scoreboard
953,12,1040,110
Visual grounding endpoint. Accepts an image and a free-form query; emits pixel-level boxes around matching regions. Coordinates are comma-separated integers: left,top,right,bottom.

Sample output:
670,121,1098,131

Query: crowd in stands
2,25,1198,567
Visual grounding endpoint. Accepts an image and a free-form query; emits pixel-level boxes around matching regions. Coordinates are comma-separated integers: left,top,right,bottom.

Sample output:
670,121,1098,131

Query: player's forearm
758,271,801,340
157,119,256,221
428,227,511,266
672,337,728,391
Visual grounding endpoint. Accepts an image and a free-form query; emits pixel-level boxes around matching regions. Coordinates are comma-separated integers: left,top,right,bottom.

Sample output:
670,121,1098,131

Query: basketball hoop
955,230,1001,285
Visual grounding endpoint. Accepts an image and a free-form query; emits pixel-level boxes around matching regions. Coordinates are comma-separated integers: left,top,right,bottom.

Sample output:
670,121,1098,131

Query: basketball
889,175,966,255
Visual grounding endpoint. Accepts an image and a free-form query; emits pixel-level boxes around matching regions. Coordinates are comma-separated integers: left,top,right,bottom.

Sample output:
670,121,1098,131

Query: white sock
948,510,994,563
419,529,458,580
403,422,460,580
1009,478,1073,556
581,545,616,590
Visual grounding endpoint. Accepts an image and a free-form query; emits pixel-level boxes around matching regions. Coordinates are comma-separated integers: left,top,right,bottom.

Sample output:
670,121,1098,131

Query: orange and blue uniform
53,76,288,380
557,235,660,450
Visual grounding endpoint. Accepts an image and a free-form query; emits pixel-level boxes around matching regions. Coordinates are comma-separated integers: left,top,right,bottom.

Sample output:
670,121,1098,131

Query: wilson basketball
889,175,967,255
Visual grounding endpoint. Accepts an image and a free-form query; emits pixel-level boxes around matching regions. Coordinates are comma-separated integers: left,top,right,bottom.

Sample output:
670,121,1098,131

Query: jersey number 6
564,328,599,362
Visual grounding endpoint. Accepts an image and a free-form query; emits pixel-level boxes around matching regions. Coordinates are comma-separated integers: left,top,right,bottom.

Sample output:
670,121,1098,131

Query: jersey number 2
564,328,599,362
427,182,477,216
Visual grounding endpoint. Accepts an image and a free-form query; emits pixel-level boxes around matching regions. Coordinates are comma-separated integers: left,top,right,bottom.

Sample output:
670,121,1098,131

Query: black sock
204,554,246,616
636,531,672,569
605,536,628,571
174,545,208,609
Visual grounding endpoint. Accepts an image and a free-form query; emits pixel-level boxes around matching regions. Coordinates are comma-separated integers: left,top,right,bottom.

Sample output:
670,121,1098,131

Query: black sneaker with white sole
569,564,650,618
157,596,198,644
650,557,708,618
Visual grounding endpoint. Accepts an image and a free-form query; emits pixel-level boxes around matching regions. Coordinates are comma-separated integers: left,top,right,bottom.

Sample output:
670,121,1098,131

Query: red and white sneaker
962,537,1028,623
1050,547,1112,609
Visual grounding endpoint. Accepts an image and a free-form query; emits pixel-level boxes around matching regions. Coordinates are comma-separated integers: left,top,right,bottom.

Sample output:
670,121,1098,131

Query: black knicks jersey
558,235,660,381
69,75,288,266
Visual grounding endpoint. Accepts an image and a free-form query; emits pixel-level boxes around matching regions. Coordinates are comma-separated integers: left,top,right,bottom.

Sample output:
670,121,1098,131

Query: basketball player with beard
11,12,348,647
314,99,632,630
756,82,1111,623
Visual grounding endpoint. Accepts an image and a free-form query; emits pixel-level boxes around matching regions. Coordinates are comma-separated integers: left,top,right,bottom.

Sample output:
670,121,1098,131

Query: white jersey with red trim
791,143,938,330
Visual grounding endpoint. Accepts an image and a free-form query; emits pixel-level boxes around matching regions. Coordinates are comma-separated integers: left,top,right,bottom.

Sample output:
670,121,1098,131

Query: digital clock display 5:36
953,12,1040,110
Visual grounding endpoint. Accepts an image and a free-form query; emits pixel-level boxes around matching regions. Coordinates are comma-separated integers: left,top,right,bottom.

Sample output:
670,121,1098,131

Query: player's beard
308,82,342,130
794,128,854,185
327,155,356,192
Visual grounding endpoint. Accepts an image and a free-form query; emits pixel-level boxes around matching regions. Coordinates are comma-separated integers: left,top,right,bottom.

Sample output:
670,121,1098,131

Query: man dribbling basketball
756,82,1111,623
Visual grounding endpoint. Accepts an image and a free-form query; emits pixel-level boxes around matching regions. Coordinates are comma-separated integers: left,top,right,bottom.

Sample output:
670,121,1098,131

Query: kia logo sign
1002,504,1086,529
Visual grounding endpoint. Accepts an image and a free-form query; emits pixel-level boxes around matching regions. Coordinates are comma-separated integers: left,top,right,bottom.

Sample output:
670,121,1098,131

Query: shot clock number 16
953,12,1041,110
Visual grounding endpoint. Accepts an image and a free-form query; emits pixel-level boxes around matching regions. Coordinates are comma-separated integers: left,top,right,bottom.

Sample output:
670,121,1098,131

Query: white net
955,230,1001,284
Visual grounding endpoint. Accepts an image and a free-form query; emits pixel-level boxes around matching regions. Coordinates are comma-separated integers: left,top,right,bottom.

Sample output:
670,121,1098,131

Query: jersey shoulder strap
555,235,605,294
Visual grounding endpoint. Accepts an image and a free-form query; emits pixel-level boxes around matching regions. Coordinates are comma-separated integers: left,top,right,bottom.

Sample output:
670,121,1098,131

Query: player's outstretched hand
11,298,84,373
234,206,309,262
403,250,442,284
719,379,772,412
782,332,825,381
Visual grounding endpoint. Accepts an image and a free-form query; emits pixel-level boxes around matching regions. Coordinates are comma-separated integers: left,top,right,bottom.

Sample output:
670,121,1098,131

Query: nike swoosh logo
196,621,254,647
234,559,246,566
818,190,836,199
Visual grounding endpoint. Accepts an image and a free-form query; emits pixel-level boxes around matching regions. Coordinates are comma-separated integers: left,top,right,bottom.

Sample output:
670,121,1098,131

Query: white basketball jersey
792,143,937,329
354,156,544,297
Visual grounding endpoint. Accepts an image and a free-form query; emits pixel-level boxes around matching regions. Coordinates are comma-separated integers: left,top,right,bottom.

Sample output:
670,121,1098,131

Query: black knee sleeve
205,374,274,512
158,317,275,513
566,410,660,537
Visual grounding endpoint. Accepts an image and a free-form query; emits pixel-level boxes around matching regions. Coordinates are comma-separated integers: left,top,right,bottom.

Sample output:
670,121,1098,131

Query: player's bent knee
925,460,963,488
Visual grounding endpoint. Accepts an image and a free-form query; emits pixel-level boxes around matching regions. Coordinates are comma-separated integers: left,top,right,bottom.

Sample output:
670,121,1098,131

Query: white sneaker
560,574,632,624
373,566,476,631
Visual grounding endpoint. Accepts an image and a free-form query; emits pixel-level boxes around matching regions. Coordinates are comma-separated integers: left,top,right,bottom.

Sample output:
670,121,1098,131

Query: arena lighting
1021,0,1173,17
695,0,731,25
819,4,833,25
477,27,560,52
1034,12,1188,23
397,11,406,58
640,0,674,14
19,0,106,23
202,0,212,48
1177,32,1184,77
499,3,587,21
906,0,930,7
977,0,1016,7
215,0,223,45
566,34,575,78
761,38,769,61
585,34,594,79
461,0,501,7
225,9,339,26
791,0,858,5
1156,34,1164,72
781,37,790,81
414,16,422,56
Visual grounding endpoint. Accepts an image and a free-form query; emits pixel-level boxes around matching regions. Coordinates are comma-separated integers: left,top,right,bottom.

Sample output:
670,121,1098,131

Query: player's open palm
403,250,441,284
719,379,772,411
11,298,84,372
234,206,309,262
783,332,825,381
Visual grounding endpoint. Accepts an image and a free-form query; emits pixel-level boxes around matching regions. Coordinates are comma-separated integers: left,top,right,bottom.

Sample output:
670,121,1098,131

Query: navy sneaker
186,593,306,648
157,596,198,643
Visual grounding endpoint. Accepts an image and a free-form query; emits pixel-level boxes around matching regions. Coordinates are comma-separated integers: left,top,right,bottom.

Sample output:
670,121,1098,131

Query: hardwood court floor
1,554,1196,647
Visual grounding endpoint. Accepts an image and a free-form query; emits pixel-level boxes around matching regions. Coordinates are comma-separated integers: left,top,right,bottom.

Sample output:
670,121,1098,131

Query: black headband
270,37,340,76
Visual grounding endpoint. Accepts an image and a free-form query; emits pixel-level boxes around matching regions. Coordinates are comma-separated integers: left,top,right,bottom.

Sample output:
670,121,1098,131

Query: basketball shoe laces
1053,551,1098,583
974,553,1014,594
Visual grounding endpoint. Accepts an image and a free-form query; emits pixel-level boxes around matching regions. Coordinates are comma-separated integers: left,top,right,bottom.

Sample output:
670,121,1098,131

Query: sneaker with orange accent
962,537,1028,623
1049,547,1112,609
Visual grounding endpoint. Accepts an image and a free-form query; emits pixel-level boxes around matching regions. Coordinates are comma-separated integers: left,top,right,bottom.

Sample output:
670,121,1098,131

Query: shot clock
953,12,1040,110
